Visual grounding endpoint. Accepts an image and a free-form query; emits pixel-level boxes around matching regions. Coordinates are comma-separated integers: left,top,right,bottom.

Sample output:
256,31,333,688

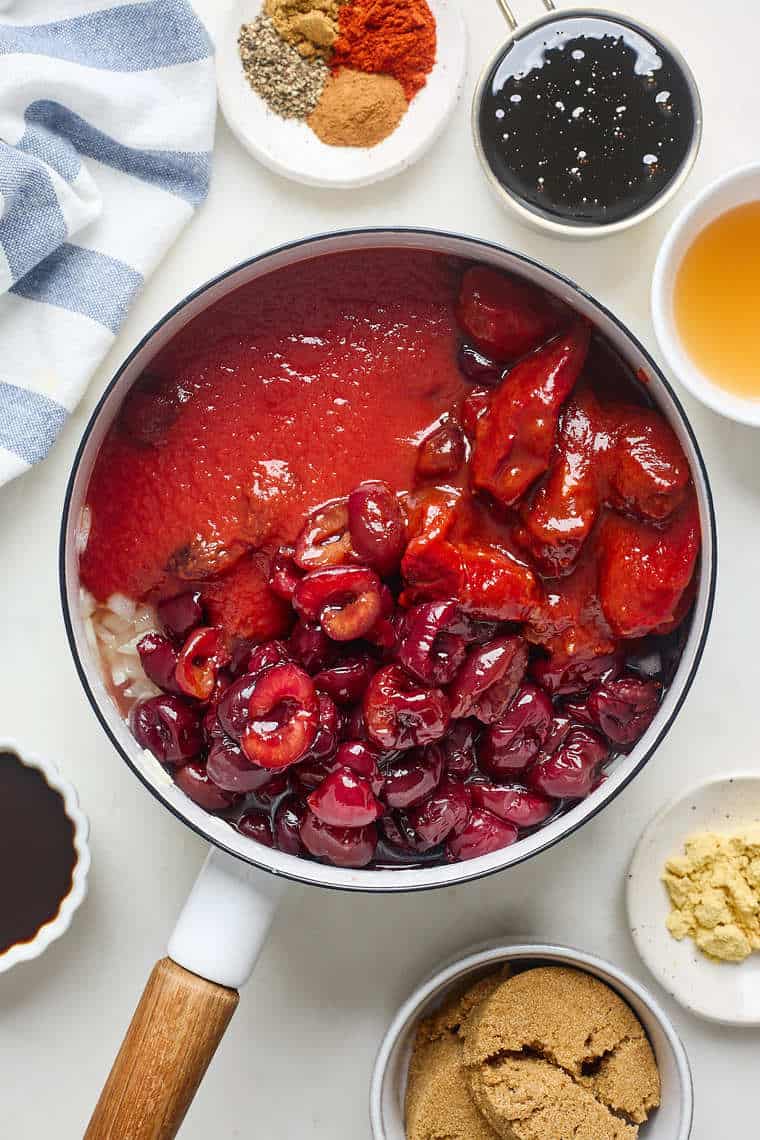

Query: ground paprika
331,0,437,101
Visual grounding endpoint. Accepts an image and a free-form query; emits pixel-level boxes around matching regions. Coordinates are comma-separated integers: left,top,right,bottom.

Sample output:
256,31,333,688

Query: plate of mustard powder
628,772,760,1025
217,0,466,188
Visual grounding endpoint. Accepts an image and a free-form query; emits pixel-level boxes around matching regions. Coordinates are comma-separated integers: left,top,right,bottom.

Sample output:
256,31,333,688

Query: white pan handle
86,849,285,1139
168,846,285,989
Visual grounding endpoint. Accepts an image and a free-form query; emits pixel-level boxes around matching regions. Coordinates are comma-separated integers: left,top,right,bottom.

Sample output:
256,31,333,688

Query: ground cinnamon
308,67,407,147
331,0,437,101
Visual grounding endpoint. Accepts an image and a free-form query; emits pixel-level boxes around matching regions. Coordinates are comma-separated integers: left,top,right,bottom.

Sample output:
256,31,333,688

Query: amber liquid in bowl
673,201,760,398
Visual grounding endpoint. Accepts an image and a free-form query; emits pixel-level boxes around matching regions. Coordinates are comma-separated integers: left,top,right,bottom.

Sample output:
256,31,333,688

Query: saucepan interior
60,228,716,893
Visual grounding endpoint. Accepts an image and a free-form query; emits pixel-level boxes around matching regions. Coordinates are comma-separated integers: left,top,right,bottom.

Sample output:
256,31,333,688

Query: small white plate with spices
216,0,467,188
627,772,760,1026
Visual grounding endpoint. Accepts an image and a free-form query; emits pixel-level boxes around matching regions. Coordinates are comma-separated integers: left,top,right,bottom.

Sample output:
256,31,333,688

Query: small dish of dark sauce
476,13,700,230
0,750,78,956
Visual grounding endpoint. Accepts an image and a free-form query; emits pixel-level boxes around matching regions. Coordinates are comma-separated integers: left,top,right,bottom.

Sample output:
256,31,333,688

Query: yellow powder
662,826,760,962
265,0,345,59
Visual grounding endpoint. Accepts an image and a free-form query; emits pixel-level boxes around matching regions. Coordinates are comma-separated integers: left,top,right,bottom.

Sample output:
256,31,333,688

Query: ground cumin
308,68,407,147
331,0,437,101
265,0,346,59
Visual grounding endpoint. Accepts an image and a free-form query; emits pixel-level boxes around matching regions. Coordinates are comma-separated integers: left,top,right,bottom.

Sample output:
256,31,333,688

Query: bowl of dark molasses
473,4,702,237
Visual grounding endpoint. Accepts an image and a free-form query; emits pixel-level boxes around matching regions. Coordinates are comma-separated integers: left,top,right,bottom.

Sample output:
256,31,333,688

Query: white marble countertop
1,0,758,1135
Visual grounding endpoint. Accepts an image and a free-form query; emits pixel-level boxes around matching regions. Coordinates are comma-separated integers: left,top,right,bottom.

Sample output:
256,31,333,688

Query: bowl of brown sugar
216,0,467,187
371,941,693,1140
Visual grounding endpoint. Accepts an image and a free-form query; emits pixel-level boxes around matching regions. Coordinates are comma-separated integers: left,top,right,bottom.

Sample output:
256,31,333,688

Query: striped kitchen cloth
0,0,216,485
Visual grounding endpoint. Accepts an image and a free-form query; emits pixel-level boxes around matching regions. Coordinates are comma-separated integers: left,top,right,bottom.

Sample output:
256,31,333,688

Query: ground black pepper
239,13,328,119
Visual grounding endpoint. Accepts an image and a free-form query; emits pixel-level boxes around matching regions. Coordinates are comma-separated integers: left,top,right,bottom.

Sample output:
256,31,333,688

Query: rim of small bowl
369,940,694,1139
471,6,703,239
0,742,90,975
652,160,760,426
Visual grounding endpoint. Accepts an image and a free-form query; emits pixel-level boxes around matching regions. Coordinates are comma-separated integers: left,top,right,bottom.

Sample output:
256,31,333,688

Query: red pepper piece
515,390,606,576
525,552,616,665
472,323,591,508
460,387,492,440
606,406,690,522
457,543,541,623
598,489,701,638
456,267,565,361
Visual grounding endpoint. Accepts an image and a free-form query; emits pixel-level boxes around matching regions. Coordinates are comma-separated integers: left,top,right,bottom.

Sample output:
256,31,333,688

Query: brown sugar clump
405,968,510,1140
308,68,408,148
463,967,661,1139
468,1055,637,1140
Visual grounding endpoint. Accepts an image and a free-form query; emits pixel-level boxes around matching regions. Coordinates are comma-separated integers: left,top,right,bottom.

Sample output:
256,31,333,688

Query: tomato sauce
80,250,471,637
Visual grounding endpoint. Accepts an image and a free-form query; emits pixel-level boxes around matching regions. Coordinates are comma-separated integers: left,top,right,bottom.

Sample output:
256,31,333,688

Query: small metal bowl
472,2,703,239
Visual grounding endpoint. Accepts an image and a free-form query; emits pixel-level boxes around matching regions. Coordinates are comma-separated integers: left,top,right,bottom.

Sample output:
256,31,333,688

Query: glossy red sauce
81,251,471,637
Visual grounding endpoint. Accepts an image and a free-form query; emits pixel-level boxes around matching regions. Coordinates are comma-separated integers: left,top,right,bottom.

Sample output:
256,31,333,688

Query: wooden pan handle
85,957,239,1140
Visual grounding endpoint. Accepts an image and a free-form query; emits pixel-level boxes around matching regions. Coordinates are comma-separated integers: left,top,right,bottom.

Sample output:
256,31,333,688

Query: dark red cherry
334,741,385,796
175,626,230,701
307,767,383,827
294,498,355,570
174,761,238,813
416,421,467,480
288,620,339,673
241,663,319,770
206,735,275,794
364,665,450,750
247,639,292,675
478,683,553,779
307,692,340,761
382,744,444,809
338,703,369,742
528,727,608,799
457,343,502,386
471,783,555,828
405,780,471,850
348,480,405,575
250,771,291,809
217,672,258,740
398,601,467,686
313,655,377,705
530,651,623,696
445,809,518,862
158,590,204,640
379,814,416,853
237,810,274,847
269,546,302,600
587,675,662,747
137,632,181,693
293,566,382,641
441,718,479,780
448,636,528,723
130,695,203,765
299,811,377,867
292,756,337,794
274,796,307,855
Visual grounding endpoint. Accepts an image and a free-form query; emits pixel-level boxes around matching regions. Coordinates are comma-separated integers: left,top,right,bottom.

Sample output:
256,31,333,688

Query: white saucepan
60,229,716,1138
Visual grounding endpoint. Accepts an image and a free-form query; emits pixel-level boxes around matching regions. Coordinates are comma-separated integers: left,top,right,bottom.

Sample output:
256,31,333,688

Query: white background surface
0,1,757,1135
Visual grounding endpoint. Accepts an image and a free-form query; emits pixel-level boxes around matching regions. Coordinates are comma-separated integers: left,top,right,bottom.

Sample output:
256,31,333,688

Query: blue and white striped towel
0,0,216,485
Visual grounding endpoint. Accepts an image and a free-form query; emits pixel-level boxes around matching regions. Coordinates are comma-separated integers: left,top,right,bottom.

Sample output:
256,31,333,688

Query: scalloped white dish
216,0,467,188
627,773,760,1026
0,743,90,975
